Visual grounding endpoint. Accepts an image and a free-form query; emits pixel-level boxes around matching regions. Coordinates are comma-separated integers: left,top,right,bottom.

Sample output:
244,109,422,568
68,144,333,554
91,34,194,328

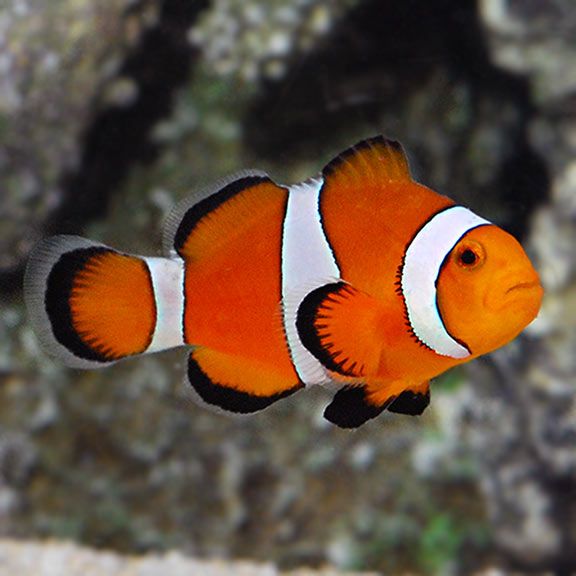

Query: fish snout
495,271,543,312
505,278,542,297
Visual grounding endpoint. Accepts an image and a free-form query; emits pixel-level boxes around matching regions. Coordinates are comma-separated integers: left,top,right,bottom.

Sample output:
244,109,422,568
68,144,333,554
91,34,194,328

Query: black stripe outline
434,223,491,355
396,205,478,355
188,352,303,414
296,282,363,378
46,247,112,362
173,175,271,256
46,247,156,362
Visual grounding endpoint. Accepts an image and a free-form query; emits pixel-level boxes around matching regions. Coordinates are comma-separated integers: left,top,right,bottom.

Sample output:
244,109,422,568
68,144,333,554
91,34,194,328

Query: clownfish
24,136,543,428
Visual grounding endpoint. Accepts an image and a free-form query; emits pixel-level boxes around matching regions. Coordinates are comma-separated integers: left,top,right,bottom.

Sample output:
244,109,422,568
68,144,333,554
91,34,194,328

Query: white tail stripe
144,257,185,352
401,206,491,358
282,179,340,385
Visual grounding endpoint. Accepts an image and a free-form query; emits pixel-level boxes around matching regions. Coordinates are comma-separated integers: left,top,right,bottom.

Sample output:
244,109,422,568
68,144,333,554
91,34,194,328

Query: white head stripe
282,179,340,384
144,257,185,352
401,206,491,358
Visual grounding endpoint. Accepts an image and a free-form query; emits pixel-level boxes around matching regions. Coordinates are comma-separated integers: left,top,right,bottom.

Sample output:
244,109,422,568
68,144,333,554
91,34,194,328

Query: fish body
25,137,543,428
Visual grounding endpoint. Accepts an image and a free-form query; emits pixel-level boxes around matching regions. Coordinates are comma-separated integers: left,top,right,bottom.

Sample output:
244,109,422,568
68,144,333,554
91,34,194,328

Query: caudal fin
24,236,185,368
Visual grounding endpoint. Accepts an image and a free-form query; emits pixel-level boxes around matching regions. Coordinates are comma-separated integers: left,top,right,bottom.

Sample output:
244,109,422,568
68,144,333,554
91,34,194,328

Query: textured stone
1,0,573,573
0,0,133,277
463,0,576,570
0,539,378,576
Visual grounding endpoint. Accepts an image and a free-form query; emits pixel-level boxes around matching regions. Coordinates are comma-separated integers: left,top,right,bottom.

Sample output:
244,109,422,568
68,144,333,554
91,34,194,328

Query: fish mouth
486,277,542,312
505,279,542,296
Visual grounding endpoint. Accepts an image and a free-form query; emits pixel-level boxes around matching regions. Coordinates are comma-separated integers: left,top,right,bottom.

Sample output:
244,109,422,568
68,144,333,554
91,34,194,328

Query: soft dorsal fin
322,136,412,188
163,170,288,261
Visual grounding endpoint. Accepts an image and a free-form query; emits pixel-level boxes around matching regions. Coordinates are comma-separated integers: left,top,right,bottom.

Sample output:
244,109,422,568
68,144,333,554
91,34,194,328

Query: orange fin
387,381,430,415
296,282,382,378
163,171,288,261
324,380,430,428
187,348,303,414
25,236,157,367
322,135,412,189
324,385,390,428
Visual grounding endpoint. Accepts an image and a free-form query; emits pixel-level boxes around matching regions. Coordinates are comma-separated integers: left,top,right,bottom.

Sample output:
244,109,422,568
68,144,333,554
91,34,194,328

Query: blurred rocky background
0,0,574,574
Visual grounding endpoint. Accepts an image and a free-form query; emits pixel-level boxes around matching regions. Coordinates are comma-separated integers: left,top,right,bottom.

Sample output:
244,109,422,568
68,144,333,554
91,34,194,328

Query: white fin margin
143,257,186,353
24,235,113,369
401,205,491,358
162,169,270,258
282,178,340,385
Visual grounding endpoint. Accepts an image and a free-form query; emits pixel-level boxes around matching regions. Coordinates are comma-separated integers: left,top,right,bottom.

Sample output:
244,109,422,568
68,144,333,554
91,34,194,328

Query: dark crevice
48,0,210,232
496,137,549,239
243,0,549,241
0,0,210,295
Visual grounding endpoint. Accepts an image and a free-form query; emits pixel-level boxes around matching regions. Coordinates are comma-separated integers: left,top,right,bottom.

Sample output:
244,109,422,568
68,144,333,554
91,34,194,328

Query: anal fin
387,382,430,415
187,348,303,414
324,385,394,429
324,380,431,428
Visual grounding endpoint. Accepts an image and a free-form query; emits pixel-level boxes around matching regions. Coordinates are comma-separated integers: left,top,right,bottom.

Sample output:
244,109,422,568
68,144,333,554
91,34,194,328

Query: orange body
25,136,543,427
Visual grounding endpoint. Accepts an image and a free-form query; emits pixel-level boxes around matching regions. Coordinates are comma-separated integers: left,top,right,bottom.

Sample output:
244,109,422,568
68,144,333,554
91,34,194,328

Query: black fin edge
174,175,271,256
322,135,405,179
324,385,394,429
188,354,304,414
45,247,115,363
296,282,362,377
387,389,430,415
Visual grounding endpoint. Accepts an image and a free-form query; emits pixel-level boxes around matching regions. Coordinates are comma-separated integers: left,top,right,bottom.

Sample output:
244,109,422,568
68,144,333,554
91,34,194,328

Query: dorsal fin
322,136,412,187
163,170,288,261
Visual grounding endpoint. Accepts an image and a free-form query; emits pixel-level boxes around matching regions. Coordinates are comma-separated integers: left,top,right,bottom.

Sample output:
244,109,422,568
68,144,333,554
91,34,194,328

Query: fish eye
460,249,477,265
454,240,484,270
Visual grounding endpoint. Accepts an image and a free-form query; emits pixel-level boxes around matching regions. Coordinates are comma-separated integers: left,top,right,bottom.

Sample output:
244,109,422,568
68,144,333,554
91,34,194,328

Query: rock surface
0,0,574,574
0,0,208,293
0,539,377,576
460,0,576,571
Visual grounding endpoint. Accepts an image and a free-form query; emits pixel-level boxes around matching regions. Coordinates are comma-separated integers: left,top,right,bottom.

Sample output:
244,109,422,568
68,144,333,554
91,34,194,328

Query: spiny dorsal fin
322,136,412,188
163,170,288,261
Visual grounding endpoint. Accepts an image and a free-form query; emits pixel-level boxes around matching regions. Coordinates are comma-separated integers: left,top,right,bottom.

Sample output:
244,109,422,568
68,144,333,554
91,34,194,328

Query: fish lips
493,276,544,313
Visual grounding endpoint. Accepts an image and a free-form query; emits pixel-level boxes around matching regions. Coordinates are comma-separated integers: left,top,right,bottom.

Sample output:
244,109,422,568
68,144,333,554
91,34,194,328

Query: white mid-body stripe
282,179,340,385
144,257,185,352
401,205,491,358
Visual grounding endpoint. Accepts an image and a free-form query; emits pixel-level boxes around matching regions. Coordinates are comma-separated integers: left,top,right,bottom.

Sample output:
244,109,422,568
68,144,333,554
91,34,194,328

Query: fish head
436,224,543,357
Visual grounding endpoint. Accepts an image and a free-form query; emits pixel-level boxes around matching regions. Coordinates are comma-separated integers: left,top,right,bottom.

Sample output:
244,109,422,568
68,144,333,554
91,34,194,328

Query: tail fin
24,236,185,368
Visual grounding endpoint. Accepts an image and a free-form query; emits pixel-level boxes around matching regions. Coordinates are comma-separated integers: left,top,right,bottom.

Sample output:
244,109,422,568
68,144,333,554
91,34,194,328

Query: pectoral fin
296,282,382,379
